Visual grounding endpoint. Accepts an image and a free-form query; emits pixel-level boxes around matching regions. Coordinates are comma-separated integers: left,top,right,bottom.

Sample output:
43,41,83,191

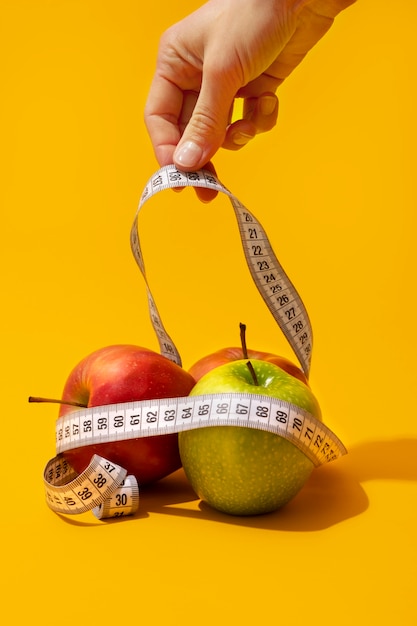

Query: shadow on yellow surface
57,438,417,531
137,437,417,532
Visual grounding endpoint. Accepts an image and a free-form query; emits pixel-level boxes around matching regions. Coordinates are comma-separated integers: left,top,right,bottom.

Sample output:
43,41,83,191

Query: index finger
144,74,183,166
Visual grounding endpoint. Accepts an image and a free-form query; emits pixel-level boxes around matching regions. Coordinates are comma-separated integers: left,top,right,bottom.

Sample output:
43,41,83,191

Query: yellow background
1,1,416,623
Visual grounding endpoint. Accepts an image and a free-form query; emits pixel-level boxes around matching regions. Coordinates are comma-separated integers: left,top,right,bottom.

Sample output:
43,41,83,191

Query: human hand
145,0,355,201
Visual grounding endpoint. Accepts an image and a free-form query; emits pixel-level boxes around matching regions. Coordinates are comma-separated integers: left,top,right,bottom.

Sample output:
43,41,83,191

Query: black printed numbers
293,320,304,334
256,406,269,419
275,410,288,424
277,294,289,306
97,417,108,430
93,473,107,489
77,486,93,501
146,411,158,423
115,493,128,507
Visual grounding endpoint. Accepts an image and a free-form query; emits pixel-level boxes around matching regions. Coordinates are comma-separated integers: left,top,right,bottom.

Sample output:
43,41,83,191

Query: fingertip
243,92,279,133
223,121,256,151
259,94,278,117
232,131,255,147
173,140,204,170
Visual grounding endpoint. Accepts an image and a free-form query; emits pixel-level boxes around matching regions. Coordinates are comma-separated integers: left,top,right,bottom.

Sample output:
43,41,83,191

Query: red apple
188,347,309,386
58,344,196,485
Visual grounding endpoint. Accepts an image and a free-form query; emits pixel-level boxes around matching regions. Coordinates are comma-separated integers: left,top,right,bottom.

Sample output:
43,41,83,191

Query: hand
145,0,355,201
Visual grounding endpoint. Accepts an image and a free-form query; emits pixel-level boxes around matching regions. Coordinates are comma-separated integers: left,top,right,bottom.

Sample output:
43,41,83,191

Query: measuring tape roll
43,454,139,519
42,165,347,519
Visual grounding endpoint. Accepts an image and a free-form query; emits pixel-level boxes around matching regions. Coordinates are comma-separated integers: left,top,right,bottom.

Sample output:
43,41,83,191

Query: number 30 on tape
42,165,347,519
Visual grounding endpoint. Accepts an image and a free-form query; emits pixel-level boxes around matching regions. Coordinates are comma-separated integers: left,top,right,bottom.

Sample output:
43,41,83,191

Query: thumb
173,73,237,171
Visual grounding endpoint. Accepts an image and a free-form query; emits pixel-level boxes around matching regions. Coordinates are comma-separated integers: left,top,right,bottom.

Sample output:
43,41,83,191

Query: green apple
178,359,322,516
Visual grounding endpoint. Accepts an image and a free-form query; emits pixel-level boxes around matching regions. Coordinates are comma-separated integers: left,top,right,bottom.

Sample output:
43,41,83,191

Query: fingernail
232,132,254,146
260,95,277,116
174,141,203,169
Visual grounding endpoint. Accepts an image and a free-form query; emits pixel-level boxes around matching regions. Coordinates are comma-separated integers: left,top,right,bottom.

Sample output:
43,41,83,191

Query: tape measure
41,165,347,519
44,454,139,519
131,166,313,375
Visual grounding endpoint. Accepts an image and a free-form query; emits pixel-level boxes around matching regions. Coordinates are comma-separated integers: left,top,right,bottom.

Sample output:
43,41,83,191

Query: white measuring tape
42,165,347,519
131,166,313,375
44,454,139,519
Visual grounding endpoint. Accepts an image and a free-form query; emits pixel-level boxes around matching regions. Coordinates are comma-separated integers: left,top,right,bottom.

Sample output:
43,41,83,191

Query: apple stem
28,396,88,408
239,323,259,386
245,360,259,386
240,322,249,359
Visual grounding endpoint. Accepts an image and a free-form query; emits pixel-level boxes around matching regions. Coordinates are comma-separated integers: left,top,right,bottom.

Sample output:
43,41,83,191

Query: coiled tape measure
42,165,347,520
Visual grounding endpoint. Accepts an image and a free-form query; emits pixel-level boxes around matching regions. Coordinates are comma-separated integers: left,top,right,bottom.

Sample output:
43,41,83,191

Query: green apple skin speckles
179,426,314,516
179,359,321,516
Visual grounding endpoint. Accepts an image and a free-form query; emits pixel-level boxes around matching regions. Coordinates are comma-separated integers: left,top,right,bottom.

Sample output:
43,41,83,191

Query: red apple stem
240,322,249,359
28,396,88,408
239,323,259,386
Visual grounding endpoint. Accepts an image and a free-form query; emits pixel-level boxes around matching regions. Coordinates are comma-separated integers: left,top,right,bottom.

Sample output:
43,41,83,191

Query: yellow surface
2,1,416,624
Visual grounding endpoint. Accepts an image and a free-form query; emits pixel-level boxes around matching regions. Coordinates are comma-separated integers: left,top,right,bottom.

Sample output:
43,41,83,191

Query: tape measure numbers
42,165,347,519
55,394,346,467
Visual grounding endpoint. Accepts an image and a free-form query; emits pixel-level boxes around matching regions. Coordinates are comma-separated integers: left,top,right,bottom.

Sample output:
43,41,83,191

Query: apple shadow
137,437,417,532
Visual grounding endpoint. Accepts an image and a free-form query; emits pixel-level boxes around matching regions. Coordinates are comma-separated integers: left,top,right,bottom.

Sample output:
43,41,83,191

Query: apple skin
179,359,321,516
188,347,308,386
59,344,196,485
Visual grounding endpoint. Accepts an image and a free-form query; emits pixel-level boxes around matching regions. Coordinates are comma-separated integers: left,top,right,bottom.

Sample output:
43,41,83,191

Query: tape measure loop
131,164,312,376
